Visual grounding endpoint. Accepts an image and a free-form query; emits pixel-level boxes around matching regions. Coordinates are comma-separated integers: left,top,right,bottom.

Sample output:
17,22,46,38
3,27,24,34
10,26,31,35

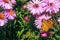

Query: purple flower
4,10,16,20
0,13,7,26
0,0,16,9
0,0,12,9
42,0,60,14
27,0,45,15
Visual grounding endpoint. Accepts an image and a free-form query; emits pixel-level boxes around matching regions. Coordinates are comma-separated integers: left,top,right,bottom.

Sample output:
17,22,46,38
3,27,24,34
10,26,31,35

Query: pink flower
11,0,16,5
42,0,60,13
0,0,12,9
0,0,16,9
24,16,29,22
0,13,7,26
35,14,51,29
4,10,16,20
2,3,13,9
22,4,27,9
0,19,7,26
27,0,45,15
41,31,47,37
0,0,4,6
57,17,60,24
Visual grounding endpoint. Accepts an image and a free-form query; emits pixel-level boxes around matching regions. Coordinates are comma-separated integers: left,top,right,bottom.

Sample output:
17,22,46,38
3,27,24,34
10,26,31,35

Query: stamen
9,10,13,16
0,13,4,19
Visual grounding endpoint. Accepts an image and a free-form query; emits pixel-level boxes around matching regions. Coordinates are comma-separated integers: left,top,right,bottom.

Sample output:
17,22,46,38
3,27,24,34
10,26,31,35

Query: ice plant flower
27,0,45,15
0,13,7,26
35,14,51,29
4,10,16,20
41,0,60,14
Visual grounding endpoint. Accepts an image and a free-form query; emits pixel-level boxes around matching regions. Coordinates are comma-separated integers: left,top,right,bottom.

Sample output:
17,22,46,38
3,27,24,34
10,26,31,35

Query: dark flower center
33,4,39,8
0,7,3,12
3,0,8,3
49,3,53,6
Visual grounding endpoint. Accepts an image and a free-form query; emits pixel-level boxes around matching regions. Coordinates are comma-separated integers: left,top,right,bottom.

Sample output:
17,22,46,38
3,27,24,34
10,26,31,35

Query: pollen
9,10,13,16
0,13,4,19
41,19,53,32
3,0,9,3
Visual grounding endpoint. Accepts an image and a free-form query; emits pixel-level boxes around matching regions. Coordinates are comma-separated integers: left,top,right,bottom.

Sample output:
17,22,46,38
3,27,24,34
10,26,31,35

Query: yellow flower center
3,0,9,3
41,19,53,32
9,10,13,16
0,13,4,19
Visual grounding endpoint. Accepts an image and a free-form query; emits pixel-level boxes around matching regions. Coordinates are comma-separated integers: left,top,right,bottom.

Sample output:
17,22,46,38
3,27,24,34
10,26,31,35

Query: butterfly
41,19,54,32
